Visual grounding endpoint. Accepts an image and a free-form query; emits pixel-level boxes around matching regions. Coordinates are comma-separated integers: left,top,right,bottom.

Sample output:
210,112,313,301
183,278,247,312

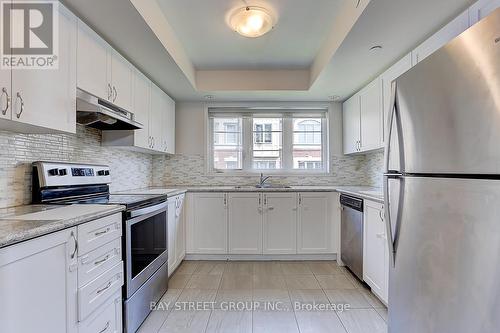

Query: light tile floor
138,261,387,333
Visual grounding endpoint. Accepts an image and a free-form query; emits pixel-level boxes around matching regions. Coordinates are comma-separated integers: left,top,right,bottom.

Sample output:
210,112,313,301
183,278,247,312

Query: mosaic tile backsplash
0,125,153,208
153,151,384,188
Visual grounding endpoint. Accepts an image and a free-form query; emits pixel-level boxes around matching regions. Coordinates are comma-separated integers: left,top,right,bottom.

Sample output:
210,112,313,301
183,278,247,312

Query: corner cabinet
186,193,228,254
343,77,383,155
363,200,389,305
0,4,77,134
0,228,78,333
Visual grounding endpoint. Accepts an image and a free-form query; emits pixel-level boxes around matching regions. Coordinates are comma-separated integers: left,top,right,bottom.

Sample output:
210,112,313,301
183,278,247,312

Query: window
212,117,243,170
209,109,328,173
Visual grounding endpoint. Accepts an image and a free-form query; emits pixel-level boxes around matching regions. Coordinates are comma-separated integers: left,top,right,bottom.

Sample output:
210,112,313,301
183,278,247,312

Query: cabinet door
297,193,332,254
412,10,469,65
363,200,388,304
133,70,151,149
0,45,10,120
188,193,228,254
343,94,360,154
0,228,78,333
228,193,263,254
111,50,134,111
77,20,110,100
175,194,186,263
359,78,383,151
167,197,177,276
150,83,165,152
469,0,500,25
164,94,176,154
11,5,77,133
263,193,297,254
380,53,412,143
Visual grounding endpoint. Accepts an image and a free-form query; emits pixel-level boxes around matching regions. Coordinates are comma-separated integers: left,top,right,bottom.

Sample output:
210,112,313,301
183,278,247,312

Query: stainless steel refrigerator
384,9,500,333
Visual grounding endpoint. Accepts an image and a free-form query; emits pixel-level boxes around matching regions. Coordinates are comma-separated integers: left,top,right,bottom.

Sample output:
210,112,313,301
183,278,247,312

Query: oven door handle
129,201,168,218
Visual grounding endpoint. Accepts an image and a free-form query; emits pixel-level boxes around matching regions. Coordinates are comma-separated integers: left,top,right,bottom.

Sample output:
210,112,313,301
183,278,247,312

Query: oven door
125,201,168,298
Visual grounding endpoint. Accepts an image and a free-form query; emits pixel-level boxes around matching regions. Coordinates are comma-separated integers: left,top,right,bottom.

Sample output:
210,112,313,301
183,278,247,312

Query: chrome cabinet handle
1,88,9,115
94,254,110,266
108,83,113,100
96,281,112,294
113,86,117,102
99,321,110,333
94,227,110,236
15,92,24,118
70,231,78,259
268,206,274,211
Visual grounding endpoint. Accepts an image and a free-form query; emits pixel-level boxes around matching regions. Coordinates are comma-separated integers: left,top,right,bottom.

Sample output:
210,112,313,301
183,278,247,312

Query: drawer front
78,213,122,255
79,290,122,333
78,238,122,287
78,262,124,321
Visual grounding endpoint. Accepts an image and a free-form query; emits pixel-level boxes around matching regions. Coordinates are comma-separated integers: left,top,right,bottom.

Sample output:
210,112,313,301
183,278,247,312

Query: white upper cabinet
228,193,263,254
380,53,412,143
359,78,383,151
150,83,166,152
77,20,110,100
297,193,333,254
469,0,500,25
186,193,228,254
77,20,135,111
363,200,389,305
110,50,134,111
263,193,297,254
343,94,361,154
164,95,176,154
132,70,151,149
1,4,77,134
412,10,469,65
0,228,78,333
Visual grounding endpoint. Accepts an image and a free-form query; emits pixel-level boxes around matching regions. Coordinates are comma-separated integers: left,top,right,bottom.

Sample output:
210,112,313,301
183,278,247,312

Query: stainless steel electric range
32,161,168,333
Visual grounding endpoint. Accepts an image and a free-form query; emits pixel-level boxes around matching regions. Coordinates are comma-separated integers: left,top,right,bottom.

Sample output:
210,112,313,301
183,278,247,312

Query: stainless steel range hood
76,89,143,130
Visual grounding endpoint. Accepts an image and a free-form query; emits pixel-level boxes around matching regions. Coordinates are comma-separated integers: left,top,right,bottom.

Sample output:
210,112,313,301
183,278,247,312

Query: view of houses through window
210,111,327,173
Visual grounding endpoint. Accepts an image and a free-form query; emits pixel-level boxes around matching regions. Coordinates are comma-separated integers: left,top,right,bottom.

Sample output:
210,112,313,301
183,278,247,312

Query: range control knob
97,170,105,176
48,168,59,176
58,169,67,176
104,170,110,176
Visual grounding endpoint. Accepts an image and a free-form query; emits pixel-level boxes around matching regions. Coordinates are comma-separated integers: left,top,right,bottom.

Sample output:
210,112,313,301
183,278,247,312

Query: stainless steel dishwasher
340,194,364,281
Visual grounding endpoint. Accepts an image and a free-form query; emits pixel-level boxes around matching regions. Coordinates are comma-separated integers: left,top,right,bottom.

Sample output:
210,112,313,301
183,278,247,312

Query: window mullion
283,117,293,171
243,117,252,172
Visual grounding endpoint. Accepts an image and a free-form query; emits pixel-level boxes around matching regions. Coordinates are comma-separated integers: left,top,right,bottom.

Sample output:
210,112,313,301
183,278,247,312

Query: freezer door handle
384,173,403,267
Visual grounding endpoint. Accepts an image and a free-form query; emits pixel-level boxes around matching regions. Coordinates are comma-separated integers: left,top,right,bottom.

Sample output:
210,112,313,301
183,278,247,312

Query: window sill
207,170,331,177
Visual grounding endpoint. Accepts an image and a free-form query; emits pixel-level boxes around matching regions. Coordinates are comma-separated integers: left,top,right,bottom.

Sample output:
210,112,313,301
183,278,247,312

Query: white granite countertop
0,204,125,248
132,186,385,203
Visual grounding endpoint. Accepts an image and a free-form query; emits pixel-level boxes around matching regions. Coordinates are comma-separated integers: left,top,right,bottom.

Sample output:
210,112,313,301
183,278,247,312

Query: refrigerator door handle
384,82,397,173
384,173,402,267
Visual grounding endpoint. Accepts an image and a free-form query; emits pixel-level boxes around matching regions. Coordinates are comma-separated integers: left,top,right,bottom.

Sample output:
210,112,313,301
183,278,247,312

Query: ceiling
157,0,342,70
62,0,475,102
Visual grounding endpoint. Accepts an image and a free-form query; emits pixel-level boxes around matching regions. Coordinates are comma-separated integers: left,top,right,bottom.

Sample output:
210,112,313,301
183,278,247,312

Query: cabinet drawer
79,290,122,333
78,262,124,321
78,238,122,287
78,213,122,255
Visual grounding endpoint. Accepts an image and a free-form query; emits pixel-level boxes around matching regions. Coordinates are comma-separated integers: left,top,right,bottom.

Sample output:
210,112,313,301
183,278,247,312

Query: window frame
207,107,330,175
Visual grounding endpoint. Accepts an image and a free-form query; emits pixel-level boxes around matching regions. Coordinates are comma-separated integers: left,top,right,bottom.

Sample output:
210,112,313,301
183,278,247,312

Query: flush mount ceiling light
229,6,276,38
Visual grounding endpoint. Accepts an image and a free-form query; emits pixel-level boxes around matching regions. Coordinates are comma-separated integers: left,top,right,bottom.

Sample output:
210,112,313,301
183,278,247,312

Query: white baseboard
184,253,338,261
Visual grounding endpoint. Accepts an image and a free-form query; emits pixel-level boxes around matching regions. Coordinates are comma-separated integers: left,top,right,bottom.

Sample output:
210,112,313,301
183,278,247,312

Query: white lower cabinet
168,194,186,276
263,193,297,254
363,200,389,304
0,228,78,333
297,192,333,254
187,193,228,254
186,192,337,257
78,290,122,333
228,193,263,254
